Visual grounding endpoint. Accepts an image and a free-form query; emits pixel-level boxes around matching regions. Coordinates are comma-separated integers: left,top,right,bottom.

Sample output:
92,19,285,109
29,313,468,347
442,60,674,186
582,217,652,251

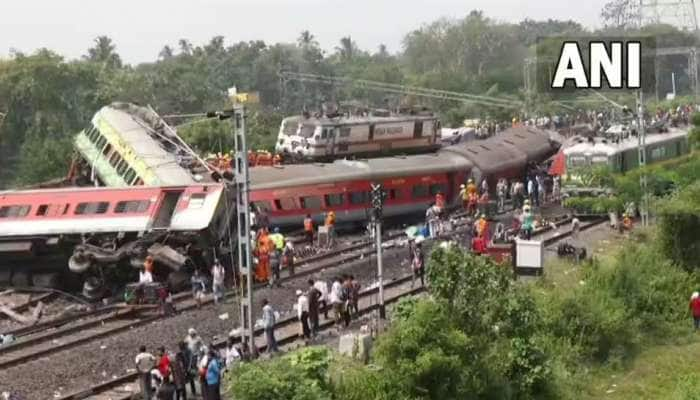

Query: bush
562,196,624,214
227,347,332,400
658,182,700,271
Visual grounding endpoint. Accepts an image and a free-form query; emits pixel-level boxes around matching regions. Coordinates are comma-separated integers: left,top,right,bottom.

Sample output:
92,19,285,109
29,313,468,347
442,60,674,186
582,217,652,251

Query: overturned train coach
0,183,234,292
251,125,560,228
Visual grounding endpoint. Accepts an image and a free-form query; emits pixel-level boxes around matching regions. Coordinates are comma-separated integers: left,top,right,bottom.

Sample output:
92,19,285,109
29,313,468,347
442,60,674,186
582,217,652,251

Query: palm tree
297,30,317,48
85,36,122,69
158,45,174,60
335,36,356,60
178,39,193,55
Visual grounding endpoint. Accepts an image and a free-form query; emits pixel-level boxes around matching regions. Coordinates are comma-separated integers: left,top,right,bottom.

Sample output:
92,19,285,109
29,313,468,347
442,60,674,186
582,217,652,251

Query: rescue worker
425,204,439,239
477,214,489,243
459,184,468,210
478,190,489,217
254,231,271,283
324,211,336,248
496,178,507,212
480,179,489,196
282,240,295,276
466,179,478,197
521,204,534,240
303,214,314,245
411,241,425,288
467,190,479,217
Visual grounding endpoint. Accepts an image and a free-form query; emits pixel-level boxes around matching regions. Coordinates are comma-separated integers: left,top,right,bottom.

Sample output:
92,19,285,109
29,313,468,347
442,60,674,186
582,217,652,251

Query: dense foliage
1,7,699,187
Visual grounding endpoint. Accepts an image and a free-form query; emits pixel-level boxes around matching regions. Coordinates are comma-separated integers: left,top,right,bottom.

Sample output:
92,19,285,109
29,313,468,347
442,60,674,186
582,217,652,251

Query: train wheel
82,277,106,300
167,271,190,292
10,271,31,287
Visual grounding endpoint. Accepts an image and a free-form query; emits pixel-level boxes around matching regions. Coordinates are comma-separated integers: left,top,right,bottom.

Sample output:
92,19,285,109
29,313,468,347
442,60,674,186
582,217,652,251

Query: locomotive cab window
0,205,31,218
411,185,429,199
339,127,351,137
325,193,344,207
75,201,109,215
274,197,297,211
301,196,322,210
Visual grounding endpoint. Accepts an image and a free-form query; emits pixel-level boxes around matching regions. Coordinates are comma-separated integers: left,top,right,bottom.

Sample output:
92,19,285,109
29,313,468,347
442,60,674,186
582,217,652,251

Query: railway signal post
231,103,257,357
371,183,387,320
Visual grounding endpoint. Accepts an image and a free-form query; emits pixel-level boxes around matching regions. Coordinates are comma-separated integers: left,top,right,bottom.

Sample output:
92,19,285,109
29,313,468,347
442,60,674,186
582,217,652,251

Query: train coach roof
289,113,436,126
249,152,472,190
497,126,560,162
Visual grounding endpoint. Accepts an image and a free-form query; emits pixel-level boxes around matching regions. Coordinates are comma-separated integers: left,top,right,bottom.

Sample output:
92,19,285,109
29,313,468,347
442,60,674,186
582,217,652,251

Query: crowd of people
134,327,243,400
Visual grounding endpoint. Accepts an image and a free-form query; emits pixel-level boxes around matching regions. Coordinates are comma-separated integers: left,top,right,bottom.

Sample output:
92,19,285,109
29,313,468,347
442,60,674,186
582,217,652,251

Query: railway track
0,206,582,375
54,213,600,400
56,273,426,400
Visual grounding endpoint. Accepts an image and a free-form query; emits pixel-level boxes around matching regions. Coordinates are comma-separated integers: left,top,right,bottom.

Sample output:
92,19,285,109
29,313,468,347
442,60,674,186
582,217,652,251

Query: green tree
84,36,122,69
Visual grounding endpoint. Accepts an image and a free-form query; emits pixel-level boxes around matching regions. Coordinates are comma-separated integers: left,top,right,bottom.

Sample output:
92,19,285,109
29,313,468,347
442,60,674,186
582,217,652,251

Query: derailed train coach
251,125,560,228
0,183,235,293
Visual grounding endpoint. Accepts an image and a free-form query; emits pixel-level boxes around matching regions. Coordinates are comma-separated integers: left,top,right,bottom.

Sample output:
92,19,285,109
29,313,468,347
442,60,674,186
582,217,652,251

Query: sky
1,0,618,64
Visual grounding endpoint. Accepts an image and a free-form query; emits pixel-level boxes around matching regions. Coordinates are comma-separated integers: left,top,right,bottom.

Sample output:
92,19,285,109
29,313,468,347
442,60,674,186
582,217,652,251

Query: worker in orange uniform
477,214,490,244
325,211,336,248
467,191,478,217
303,214,314,245
254,229,271,283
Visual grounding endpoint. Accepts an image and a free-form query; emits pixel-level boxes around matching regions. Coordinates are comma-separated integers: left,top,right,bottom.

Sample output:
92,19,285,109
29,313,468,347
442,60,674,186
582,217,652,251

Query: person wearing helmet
459,184,469,210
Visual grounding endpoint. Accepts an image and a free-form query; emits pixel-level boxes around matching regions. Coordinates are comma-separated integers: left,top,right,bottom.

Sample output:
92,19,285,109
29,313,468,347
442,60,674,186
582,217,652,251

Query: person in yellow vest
459,184,468,210
466,179,477,196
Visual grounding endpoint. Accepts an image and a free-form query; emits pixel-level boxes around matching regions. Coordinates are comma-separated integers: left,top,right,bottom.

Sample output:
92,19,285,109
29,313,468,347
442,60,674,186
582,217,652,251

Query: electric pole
232,103,257,357
636,91,649,227
371,183,387,320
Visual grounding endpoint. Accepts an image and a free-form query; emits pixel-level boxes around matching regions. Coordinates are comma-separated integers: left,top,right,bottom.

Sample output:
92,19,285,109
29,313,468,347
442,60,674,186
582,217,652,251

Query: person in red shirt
690,292,700,330
157,346,171,381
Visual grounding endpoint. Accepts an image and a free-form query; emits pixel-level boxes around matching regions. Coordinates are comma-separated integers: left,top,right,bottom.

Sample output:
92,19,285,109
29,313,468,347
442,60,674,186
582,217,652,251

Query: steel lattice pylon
639,0,698,31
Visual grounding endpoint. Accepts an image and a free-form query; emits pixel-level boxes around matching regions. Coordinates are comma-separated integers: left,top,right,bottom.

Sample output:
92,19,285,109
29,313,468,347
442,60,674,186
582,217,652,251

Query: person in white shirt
296,289,310,340
224,337,241,370
262,299,278,353
139,268,153,284
211,259,225,304
313,279,329,319
135,345,156,400
330,277,344,327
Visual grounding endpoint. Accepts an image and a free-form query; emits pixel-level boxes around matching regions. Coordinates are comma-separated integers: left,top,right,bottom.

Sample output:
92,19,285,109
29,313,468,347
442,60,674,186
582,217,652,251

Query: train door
413,121,423,139
152,190,183,229
369,124,375,141
447,172,456,205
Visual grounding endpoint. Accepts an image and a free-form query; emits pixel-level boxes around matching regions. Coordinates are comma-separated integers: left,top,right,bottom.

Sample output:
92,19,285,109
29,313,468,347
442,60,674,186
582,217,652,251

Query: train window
102,143,113,156
349,191,370,205
124,168,137,185
325,193,344,207
252,201,272,213
388,188,402,200
429,184,447,196
411,185,429,199
338,143,349,152
339,127,351,137
321,129,328,139
115,200,150,213
274,198,297,211
116,159,129,175
75,202,109,215
134,178,144,186
0,205,31,218
109,152,121,167
95,135,108,151
301,196,322,210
